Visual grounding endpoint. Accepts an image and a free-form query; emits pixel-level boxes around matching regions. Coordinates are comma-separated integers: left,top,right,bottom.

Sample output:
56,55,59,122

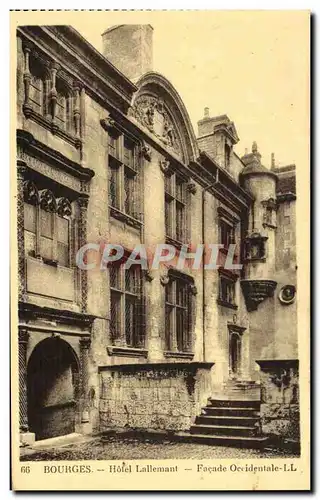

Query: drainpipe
202,168,219,362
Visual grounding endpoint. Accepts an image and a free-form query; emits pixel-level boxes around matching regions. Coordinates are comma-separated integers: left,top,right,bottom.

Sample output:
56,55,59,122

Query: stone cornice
19,302,96,329
277,192,297,203
98,362,214,373
17,129,95,185
256,359,299,371
198,151,253,213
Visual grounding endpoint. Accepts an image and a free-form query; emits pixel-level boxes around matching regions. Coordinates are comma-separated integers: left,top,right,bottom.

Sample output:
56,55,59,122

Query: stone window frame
217,206,239,258
108,254,146,351
164,167,190,248
21,42,83,149
107,124,144,230
217,267,238,310
164,269,195,357
23,180,73,268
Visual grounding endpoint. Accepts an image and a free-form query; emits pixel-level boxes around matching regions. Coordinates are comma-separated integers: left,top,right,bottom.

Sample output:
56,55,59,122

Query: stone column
18,327,35,445
79,336,91,423
78,194,89,313
18,327,29,432
17,162,27,303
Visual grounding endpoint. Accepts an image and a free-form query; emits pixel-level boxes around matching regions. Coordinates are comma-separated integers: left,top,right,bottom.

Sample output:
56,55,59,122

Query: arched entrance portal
27,337,80,441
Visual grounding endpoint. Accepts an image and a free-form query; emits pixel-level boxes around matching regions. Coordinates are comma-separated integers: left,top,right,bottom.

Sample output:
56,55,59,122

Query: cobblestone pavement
21,435,299,461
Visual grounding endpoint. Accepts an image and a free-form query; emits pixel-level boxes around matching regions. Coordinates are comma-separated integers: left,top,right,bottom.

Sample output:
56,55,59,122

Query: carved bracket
159,159,171,175
160,273,170,286
187,181,197,195
141,143,152,162
240,279,277,312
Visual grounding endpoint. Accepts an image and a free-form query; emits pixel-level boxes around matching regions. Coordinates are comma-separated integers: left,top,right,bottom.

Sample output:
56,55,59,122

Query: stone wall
257,360,300,447
99,362,213,432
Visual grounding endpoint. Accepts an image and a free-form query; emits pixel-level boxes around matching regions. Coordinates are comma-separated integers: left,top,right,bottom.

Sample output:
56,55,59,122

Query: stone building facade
16,24,298,448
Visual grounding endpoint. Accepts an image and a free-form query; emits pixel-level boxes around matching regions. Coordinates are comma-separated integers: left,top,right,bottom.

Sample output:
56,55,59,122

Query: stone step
208,398,260,408
190,424,258,437
196,415,260,427
175,432,269,449
201,406,260,417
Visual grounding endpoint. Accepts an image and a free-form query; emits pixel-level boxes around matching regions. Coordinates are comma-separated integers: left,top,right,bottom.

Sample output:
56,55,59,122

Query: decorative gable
129,94,183,158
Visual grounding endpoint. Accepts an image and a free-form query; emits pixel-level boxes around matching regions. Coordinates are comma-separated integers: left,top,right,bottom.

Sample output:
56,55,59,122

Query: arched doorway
27,337,80,440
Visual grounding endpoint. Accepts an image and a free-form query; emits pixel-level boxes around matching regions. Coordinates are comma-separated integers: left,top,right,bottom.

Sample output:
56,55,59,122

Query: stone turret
240,142,278,311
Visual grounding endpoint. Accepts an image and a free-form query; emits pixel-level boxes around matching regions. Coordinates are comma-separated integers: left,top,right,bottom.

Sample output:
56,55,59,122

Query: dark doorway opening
229,332,242,379
27,337,80,441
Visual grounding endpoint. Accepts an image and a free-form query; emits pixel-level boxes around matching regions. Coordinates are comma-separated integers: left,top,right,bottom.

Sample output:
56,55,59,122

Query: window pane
57,242,69,267
110,266,121,290
123,137,134,169
175,177,186,203
40,236,53,260
24,231,36,256
165,197,173,237
164,174,173,195
176,280,187,307
29,75,43,112
125,296,136,347
110,291,121,343
176,308,186,352
124,169,135,216
109,165,119,209
40,209,53,237
56,216,69,244
125,267,140,294
165,304,174,350
176,201,185,241
24,204,36,233
165,280,174,304
108,133,118,158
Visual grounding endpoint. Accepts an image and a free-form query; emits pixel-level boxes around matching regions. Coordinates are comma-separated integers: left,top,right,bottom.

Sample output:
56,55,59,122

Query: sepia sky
71,10,309,170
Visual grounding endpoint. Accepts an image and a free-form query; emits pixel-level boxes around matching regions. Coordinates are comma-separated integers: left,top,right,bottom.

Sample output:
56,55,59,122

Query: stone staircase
178,380,268,449
189,398,268,448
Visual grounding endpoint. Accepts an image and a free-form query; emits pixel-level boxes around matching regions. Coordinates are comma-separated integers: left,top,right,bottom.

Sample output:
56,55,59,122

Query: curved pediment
129,72,199,164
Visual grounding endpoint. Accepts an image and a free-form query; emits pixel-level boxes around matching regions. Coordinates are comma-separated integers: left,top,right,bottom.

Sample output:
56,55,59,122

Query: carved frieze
129,95,182,157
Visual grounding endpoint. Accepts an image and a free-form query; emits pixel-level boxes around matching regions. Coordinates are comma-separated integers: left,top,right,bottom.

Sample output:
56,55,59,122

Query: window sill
217,299,238,310
109,206,143,230
244,257,266,263
164,350,194,360
23,105,82,150
165,236,189,250
107,346,148,358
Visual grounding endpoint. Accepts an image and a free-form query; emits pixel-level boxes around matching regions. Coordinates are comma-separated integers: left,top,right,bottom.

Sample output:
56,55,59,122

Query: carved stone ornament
144,269,154,282
187,181,197,195
129,95,182,157
23,180,39,205
159,159,171,174
160,273,170,286
39,189,57,212
141,144,152,162
100,117,118,133
244,232,268,261
57,197,72,217
240,279,277,312
189,284,198,296
278,284,296,305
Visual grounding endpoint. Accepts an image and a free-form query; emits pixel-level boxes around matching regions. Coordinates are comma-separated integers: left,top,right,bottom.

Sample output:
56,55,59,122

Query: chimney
102,25,153,82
